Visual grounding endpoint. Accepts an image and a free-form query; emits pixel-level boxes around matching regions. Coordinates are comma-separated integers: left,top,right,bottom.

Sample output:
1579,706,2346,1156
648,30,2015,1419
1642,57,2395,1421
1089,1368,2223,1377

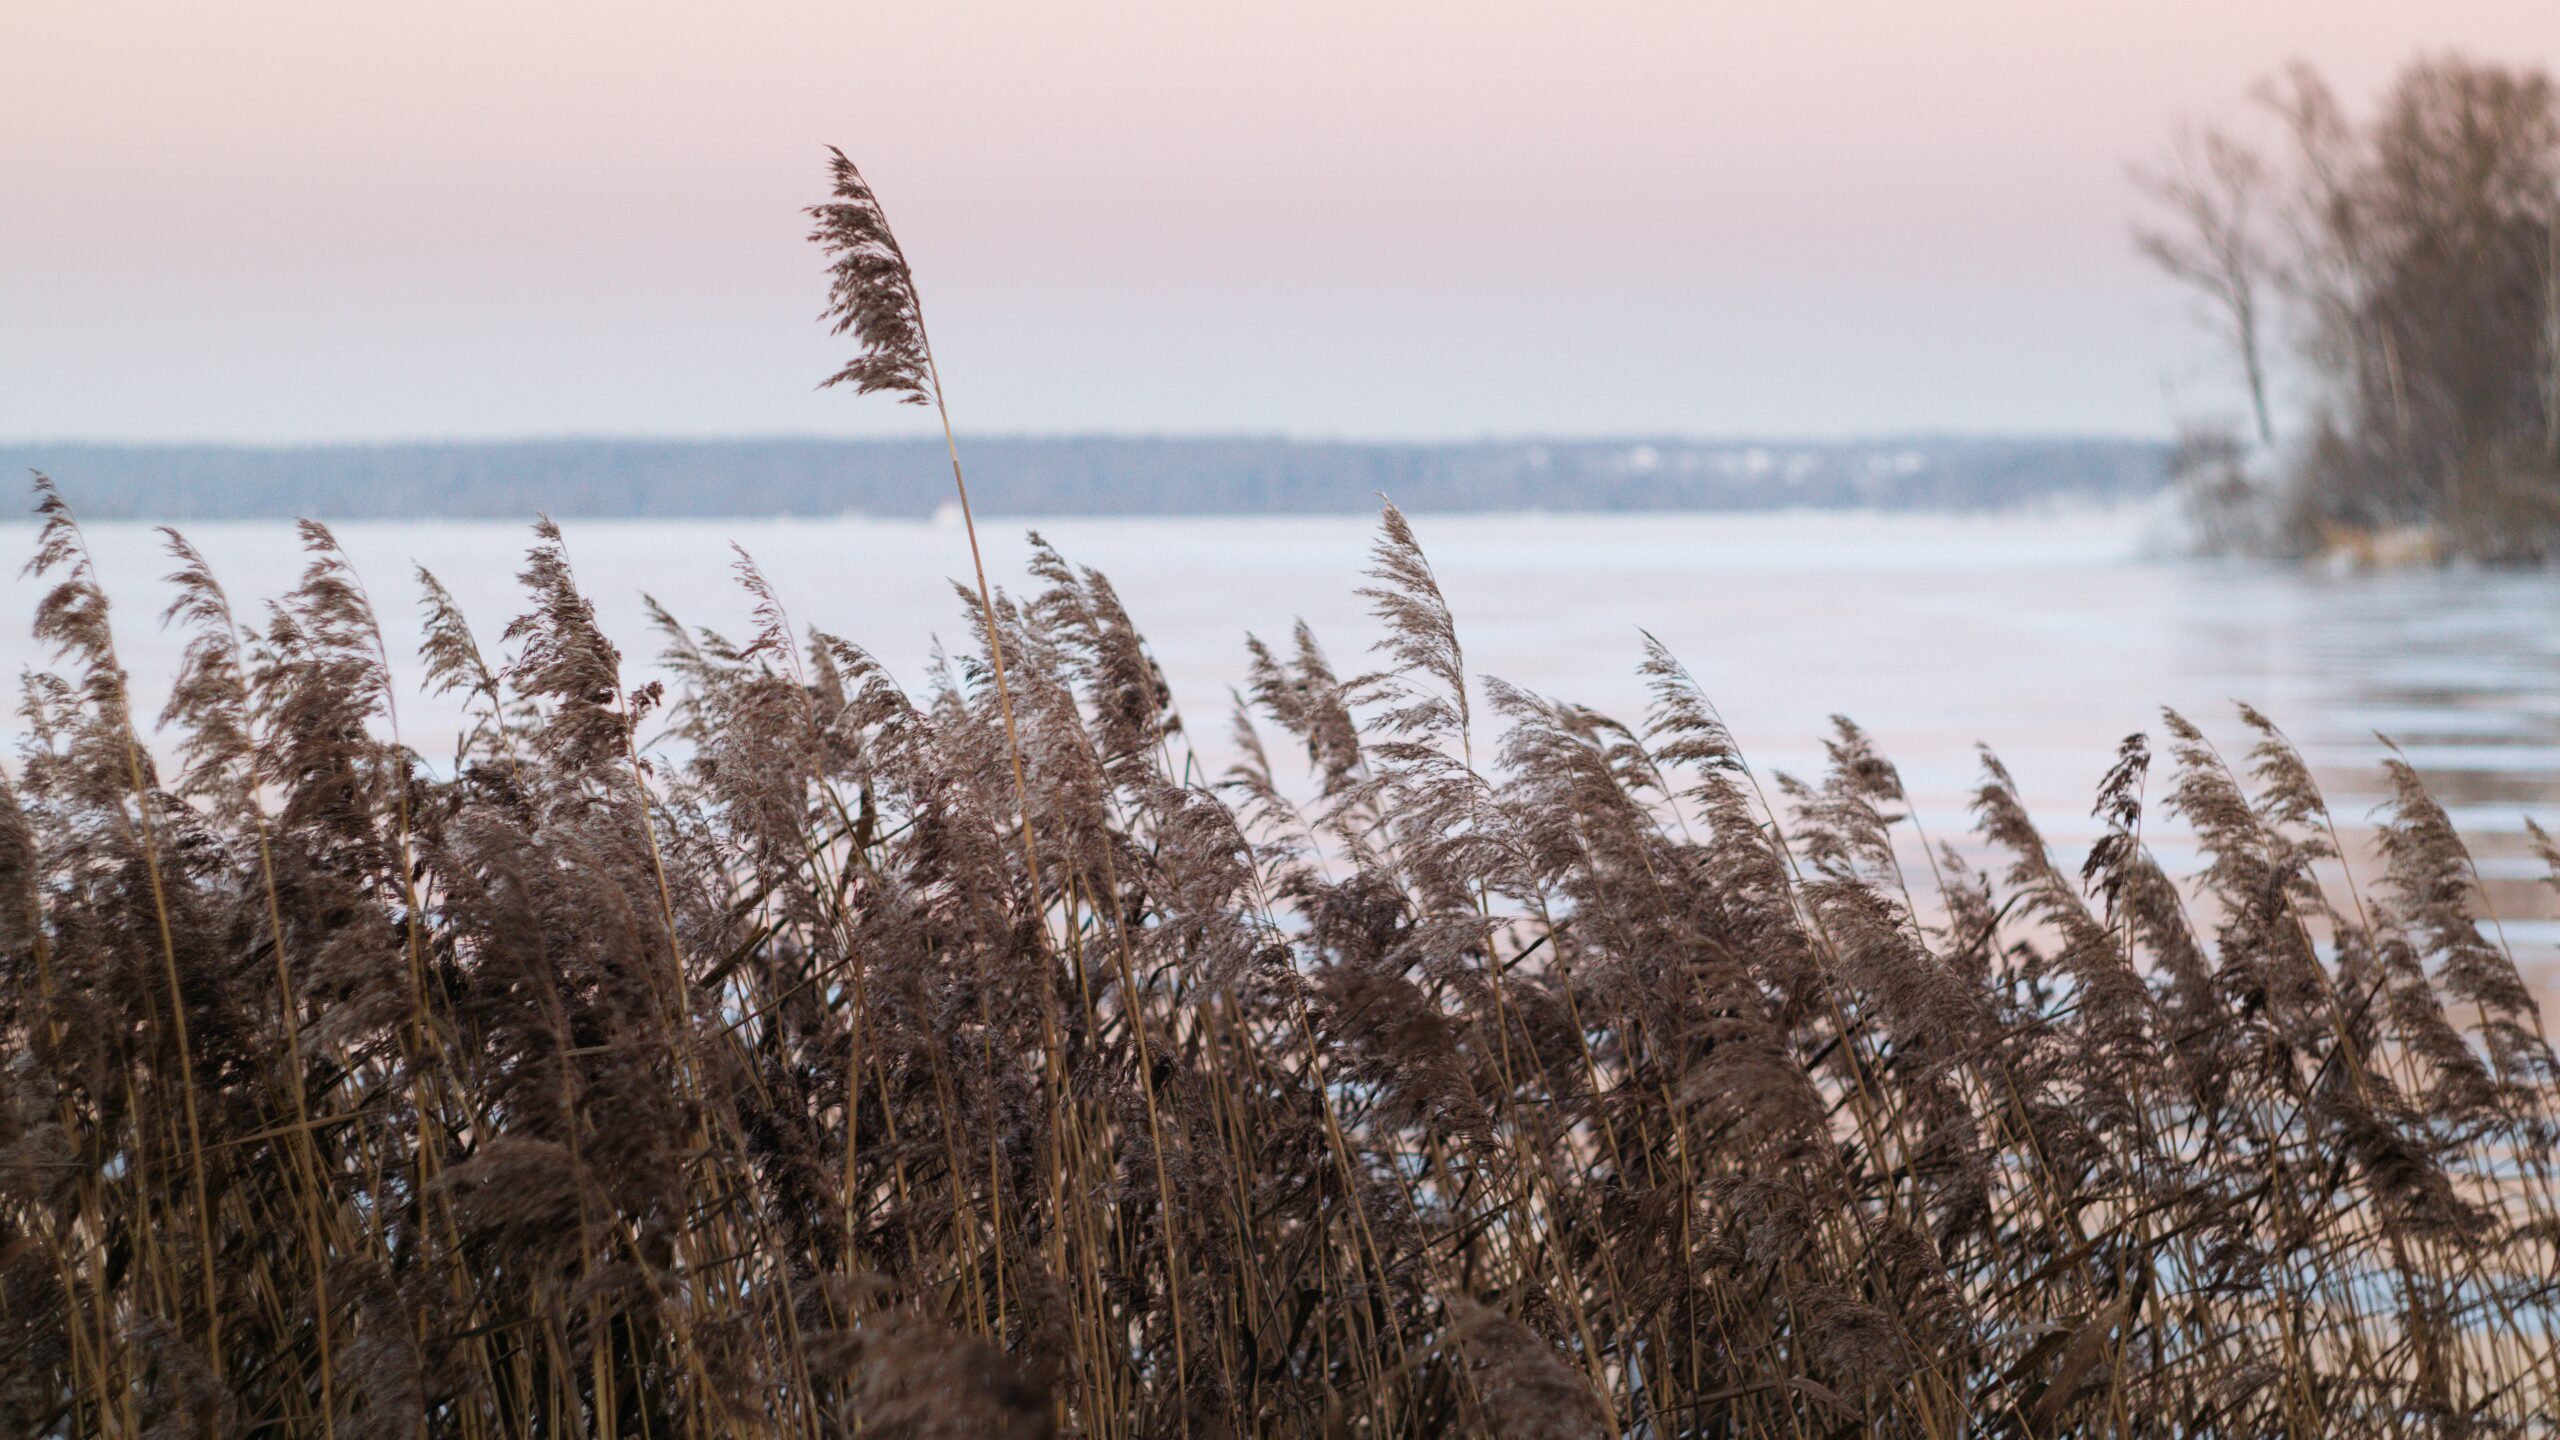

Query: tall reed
808,148,1040,889
2,479,2556,1437
4,148,2558,1438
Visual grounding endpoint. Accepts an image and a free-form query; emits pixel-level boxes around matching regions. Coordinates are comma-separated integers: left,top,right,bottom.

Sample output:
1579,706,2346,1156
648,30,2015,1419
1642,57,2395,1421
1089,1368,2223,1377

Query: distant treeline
0,435,2168,520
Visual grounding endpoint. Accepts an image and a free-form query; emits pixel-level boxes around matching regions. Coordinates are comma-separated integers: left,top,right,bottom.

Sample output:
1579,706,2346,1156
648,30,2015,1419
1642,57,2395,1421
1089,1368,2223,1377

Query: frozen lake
7,506,2559,972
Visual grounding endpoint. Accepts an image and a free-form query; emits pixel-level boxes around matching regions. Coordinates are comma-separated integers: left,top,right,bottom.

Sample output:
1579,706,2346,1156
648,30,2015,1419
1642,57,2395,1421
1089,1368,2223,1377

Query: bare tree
2133,126,2279,446
2546,218,2560,463
2143,55,2560,555
2253,63,2399,452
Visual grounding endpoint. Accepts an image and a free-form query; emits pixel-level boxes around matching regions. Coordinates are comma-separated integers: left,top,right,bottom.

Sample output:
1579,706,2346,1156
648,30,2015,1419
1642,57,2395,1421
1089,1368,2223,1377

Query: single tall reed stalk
808,148,1041,895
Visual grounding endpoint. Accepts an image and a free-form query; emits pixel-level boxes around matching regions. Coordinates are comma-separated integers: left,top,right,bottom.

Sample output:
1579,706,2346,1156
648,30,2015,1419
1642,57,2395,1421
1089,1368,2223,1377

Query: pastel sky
4,2,2554,443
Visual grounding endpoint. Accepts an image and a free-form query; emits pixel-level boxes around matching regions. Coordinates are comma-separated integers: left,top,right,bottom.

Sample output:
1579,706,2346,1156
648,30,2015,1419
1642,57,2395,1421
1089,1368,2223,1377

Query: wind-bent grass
2,479,2558,1438
4,140,2558,1440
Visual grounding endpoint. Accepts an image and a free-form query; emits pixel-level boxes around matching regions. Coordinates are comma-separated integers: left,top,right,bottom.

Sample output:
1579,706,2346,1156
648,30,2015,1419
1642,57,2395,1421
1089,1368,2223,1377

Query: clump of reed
1,472,2558,1438
7,145,2560,1438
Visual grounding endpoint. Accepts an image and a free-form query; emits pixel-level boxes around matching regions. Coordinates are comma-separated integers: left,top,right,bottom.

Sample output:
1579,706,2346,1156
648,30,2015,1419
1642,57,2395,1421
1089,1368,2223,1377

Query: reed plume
809,148,1041,896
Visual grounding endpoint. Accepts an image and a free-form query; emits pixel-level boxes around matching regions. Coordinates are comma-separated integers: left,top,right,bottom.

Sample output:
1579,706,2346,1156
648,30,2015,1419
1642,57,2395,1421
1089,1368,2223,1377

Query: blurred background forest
2138,55,2560,562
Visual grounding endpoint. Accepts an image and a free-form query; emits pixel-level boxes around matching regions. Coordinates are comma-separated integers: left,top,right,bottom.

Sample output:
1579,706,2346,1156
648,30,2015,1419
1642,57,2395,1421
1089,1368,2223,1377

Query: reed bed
0,472,2557,1437
6,147,2560,1438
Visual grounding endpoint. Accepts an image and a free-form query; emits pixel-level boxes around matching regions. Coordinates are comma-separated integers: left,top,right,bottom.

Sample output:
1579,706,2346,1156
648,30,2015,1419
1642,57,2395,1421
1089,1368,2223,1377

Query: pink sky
4,1,2554,442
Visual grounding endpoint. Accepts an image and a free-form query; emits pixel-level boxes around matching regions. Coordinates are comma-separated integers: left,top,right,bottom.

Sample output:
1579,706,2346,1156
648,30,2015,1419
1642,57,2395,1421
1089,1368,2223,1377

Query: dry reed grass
3,476,2558,1436
3,149,2558,1439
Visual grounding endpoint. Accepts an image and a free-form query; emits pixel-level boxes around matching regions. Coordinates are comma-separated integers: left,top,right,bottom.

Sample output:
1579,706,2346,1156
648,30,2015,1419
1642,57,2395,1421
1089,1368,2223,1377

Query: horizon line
2,428,2177,451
